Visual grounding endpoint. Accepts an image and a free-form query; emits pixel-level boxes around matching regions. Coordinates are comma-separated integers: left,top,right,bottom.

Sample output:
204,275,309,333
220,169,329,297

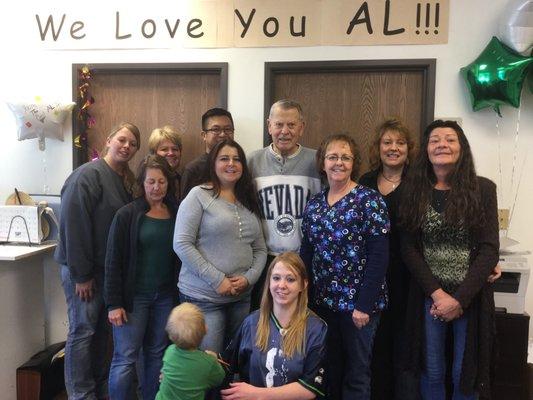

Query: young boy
156,303,225,400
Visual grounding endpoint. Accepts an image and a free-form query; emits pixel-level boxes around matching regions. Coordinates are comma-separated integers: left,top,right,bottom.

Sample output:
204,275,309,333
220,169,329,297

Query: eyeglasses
204,127,235,136
324,154,355,163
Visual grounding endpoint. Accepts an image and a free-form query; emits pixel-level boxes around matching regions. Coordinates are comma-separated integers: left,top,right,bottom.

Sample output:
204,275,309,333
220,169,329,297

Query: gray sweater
54,159,131,283
174,186,267,303
247,145,321,255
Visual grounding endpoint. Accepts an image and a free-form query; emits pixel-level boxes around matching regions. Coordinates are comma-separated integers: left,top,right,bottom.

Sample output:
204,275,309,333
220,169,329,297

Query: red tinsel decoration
74,66,97,158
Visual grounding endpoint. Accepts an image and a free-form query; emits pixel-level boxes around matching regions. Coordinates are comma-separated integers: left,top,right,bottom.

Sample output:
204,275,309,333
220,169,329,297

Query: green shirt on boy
156,345,225,400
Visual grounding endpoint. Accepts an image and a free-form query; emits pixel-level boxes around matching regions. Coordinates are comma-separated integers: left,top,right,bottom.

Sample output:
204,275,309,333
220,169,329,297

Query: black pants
250,254,275,311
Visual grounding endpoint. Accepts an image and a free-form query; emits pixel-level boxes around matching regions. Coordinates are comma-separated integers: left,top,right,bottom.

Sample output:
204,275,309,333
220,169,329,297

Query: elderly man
180,107,235,199
248,99,321,310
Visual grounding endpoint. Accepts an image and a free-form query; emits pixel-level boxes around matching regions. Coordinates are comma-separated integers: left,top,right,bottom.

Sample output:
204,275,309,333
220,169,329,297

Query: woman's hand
487,264,502,283
221,382,261,400
217,277,235,296
430,289,463,322
229,275,249,295
352,309,370,329
108,308,128,326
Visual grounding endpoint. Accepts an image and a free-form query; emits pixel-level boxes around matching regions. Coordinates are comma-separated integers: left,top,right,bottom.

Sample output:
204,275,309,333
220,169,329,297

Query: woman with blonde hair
55,122,141,400
148,125,183,202
221,252,327,400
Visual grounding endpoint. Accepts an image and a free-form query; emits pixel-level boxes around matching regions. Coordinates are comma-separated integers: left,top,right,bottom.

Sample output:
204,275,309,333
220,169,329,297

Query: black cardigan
400,176,499,399
104,196,179,313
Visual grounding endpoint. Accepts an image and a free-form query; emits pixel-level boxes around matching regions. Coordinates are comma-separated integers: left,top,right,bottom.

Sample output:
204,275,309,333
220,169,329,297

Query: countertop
0,242,57,261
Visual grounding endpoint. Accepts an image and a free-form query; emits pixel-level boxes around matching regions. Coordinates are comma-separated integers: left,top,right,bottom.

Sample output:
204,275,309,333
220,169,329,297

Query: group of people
55,99,500,400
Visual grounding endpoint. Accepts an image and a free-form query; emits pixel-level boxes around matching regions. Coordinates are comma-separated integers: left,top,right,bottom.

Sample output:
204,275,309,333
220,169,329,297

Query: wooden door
72,63,228,171
265,60,435,175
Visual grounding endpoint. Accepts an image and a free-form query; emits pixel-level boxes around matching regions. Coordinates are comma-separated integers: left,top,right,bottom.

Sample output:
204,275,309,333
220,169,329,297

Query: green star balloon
460,36,533,115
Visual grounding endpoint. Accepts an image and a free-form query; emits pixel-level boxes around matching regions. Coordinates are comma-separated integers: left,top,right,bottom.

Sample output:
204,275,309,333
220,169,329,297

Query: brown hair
100,122,141,194
256,252,310,359
135,154,176,203
166,303,207,350
316,133,361,182
206,139,261,216
368,118,417,171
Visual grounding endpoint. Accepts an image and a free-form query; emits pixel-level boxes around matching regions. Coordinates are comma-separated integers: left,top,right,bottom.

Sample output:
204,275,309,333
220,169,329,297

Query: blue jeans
317,306,380,400
61,265,110,400
420,298,475,400
108,290,174,400
180,294,250,354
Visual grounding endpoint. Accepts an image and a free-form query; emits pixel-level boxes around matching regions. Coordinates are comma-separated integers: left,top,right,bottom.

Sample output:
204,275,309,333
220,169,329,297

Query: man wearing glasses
248,99,322,310
181,108,235,199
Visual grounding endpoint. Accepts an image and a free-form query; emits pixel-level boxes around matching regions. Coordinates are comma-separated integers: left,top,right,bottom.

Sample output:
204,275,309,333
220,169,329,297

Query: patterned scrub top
301,185,390,313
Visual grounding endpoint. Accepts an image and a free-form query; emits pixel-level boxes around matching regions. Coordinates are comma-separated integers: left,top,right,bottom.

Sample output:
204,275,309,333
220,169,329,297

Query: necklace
380,172,402,189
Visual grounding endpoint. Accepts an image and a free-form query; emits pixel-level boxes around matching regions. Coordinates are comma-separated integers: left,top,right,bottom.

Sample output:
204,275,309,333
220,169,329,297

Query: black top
359,169,410,308
104,196,179,312
180,153,209,201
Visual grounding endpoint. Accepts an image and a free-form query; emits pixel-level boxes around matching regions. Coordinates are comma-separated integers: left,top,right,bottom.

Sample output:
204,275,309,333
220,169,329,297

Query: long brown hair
206,139,260,216
256,252,310,359
100,122,141,195
399,120,483,232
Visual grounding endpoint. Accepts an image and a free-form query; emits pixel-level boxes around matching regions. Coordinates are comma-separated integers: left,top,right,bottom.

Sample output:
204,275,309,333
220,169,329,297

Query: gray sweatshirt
247,145,322,255
174,186,267,303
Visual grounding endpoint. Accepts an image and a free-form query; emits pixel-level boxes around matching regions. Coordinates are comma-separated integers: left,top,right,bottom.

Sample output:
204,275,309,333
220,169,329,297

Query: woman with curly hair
359,118,417,400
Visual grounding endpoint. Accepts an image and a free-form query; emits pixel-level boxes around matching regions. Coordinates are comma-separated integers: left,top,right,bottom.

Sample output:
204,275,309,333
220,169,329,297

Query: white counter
0,242,57,261
0,242,57,399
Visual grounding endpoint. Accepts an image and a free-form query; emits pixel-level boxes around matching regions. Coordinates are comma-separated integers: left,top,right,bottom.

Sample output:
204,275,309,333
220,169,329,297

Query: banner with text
33,0,449,49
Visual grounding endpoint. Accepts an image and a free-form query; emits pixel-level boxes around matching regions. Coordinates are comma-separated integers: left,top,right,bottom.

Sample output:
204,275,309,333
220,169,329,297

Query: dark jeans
61,266,110,400
317,306,380,400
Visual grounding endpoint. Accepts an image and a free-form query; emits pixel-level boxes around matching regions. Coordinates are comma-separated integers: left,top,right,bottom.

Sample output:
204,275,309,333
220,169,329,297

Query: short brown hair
316,133,360,182
368,118,416,170
166,303,207,350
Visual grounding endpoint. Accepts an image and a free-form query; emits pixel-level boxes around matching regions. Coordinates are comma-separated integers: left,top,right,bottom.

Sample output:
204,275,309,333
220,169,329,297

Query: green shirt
135,216,175,293
156,345,225,400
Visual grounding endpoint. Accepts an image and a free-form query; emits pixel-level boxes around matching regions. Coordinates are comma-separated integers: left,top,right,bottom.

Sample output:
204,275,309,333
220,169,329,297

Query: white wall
1,0,532,341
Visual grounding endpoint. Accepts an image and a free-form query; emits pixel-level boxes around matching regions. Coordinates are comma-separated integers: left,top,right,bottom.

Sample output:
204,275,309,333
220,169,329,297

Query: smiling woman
54,122,141,399
301,132,390,400
399,120,499,400
221,252,327,400
174,139,267,355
